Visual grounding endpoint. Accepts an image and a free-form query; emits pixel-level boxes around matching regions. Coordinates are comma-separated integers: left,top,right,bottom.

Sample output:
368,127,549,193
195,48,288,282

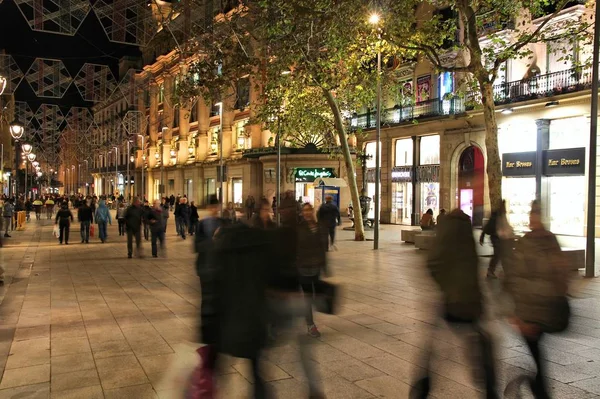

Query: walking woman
296,203,328,338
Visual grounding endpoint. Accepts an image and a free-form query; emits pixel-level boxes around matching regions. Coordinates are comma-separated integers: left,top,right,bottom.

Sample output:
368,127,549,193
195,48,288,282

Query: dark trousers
151,230,165,256
525,334,549,398
176,216,188,237
143,223,150,240
488,239,501,274
80,221,90,242
3,217,11,234
300,276,318,326
189,219,197,235
127,228,142,256
98,221,107,242
118,218,125,235
328,226,336,246
59,223,70,243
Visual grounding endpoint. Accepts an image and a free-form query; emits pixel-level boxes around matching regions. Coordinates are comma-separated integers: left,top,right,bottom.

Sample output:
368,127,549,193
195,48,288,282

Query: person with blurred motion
3,199,14,238
189,209,273,399
245,195,255,220
415,208,498,399
436,208,447,225
192,194,223,395
174,197,190,239
297,203,328,338
77,199,93,244
55,203,74,245
317,196,341,250
124,197,144,259
223,201,237,223
252,198,277,230
420,208,435,230
24,198,32,222
45,196,54,220
95,199,111,243
189,201,199,236
142,200,151,241
161,197,170,233
147,200,165,258
480,200,514,279
505,201,570,399
117,202,126,236
33,198,43,220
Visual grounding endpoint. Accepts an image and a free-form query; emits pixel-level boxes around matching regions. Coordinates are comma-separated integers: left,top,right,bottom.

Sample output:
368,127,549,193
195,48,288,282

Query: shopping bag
90,224,95,237
313,280,338,315
52,225,59,238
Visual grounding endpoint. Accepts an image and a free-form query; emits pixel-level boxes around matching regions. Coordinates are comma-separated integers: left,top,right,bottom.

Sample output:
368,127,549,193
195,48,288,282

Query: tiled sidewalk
0,218,599,398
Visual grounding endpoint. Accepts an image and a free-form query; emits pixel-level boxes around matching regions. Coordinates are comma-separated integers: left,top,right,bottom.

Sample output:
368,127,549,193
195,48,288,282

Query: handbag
90,224,95,237
313,280,338,315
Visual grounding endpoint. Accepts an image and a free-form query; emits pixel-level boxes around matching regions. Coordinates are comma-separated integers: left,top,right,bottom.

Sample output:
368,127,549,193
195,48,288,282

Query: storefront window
206,178,216,204
236,120,250,150
549,117,588,149
420,135,440,165
395,139,413,166
392,182,412,224
498,122,536,154
365,141,381,168
209,127,219,155
503,177,536,232
232,178,243,207
421,182,439,217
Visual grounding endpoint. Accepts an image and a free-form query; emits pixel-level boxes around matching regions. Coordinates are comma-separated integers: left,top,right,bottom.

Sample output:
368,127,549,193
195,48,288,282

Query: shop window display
395,139,413,166
392,182,412,224
502,177,536,232
420,135,440,165
232,178,243,207
548,176,585,236
421,182,439,217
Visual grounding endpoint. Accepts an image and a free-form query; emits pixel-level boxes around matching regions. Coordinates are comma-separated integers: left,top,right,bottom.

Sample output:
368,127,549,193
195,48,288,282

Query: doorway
458,146,484,226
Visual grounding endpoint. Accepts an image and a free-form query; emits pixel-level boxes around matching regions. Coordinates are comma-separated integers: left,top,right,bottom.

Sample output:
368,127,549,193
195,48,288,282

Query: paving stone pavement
0,215,599,398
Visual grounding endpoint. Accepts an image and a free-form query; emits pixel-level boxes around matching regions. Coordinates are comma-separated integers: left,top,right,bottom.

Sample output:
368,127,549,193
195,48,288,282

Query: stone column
221,87,236,159
163,74,174,129
149,84,158,143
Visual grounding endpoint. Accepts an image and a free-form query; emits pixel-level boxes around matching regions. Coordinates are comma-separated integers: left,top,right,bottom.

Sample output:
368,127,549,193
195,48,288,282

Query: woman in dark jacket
296,203,328,338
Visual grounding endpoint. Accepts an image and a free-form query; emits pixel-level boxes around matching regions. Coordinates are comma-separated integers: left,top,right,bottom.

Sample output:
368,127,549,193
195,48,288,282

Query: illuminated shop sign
543,148,585,176
391,167,412,182
502,152,536,177
295,168,335,182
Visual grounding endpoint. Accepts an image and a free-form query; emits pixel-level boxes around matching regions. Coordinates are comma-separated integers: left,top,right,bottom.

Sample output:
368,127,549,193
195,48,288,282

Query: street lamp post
25,152,35,200
216,102,224,216
161,127,167,198
137,134,145,201
370,12,382,250
114,147,118,197
0,74,6,96
126,140,130,201
10,118,25,198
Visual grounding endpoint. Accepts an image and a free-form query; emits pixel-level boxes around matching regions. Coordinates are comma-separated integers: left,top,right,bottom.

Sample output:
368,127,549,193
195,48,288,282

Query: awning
314,178,348,187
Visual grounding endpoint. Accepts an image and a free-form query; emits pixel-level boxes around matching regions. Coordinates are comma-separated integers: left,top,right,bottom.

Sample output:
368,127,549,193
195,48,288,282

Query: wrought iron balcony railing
350,97,465,130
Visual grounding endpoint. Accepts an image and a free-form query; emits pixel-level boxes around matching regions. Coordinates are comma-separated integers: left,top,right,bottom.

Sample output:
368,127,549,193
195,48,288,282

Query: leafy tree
172,0,402,241
385,0,593,208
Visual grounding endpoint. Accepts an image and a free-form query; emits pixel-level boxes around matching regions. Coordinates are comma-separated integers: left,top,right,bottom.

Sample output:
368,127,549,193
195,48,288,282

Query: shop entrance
458,146,484,226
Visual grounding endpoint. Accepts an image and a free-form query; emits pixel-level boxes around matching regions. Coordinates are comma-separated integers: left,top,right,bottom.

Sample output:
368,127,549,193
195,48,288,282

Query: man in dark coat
174,197,190,239
146,200,165,257
124,197,144,258
77,200,94,244
317,196,341,249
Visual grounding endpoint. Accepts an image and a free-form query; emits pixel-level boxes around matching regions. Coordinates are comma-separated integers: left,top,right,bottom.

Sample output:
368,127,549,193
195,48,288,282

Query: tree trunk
323,89,365,241
480,82,503,210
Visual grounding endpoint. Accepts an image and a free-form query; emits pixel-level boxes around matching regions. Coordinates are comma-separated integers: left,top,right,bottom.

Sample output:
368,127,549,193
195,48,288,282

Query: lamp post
0,74,6,96
160,127,167,198
215,102,224,216
369,12,382,250
25,152,35,200
10,118,25,198
126,140,131,201
137,134,145,201
22,144,32,199
114,147,119,197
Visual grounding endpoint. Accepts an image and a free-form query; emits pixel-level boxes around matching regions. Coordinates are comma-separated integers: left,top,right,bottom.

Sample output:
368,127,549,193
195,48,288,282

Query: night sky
0,0,142,112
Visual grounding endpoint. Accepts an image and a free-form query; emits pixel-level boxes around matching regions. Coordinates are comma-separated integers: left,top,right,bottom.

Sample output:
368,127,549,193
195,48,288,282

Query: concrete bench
401,229,421,243
562,248,585,271
415,232,436,250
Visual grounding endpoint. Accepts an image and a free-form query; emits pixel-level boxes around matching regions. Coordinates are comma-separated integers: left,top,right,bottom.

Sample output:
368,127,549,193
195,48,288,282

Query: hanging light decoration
27,153,36,162
32,161,39,167
0,75,6,96
10,118,25,140
36,172,43,177
22,143,33,155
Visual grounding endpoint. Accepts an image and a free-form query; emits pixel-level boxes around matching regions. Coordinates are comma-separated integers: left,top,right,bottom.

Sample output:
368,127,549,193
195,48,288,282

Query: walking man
95,199,112,243
78,199,93,243
142,200,151,241
124,197,144,258
147,200,165,257
3,199,14,238
175,197,190,239
245,195,255,220
317,196,341,250
55,203,74,245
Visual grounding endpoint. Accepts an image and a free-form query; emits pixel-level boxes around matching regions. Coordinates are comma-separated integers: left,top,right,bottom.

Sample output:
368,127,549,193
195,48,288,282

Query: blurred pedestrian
25,198,32,222
189,201,199,236
45,197,54,220
297,203,328,338
161,197,170,233
317,196,341,249
437,208,447,225
3,199,14,238
142,200,151,241
223,201,237,223
480,200,514,279
147,199,165,258
78,199,93,244
33,198,43,220
252,198,276,229
95,199,112,243
175,197,190,239
117,202,126,236
124,197,144,258
505,201,570,399
55,203,74,245
245,195,255,220
414,208,497,399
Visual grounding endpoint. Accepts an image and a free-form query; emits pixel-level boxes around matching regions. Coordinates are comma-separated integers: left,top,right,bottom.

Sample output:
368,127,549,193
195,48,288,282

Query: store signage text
295,168,335,182
502,152,536,177
543,148,585,176
391,166,413,182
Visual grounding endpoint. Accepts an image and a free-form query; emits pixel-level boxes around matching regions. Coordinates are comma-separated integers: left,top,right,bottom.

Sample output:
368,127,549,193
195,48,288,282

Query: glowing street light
369,13,381,25
0,75,6,96
9,119,24,140
27,153,36,162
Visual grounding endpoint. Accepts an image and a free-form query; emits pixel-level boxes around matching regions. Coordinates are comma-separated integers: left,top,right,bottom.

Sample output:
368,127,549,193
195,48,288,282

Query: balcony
489,66,592,106
350,97,465,130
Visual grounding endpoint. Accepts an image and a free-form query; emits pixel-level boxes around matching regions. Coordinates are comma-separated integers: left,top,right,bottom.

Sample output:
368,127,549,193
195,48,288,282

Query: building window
158,84,165,103
395,138,413,166
210,127,219,155
211,98,222,117
364,141,381,168
206,178,216,205
419,135,440,165
235,78,250,110
236,120,250,150
173,106,179,128
190,101,198,123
